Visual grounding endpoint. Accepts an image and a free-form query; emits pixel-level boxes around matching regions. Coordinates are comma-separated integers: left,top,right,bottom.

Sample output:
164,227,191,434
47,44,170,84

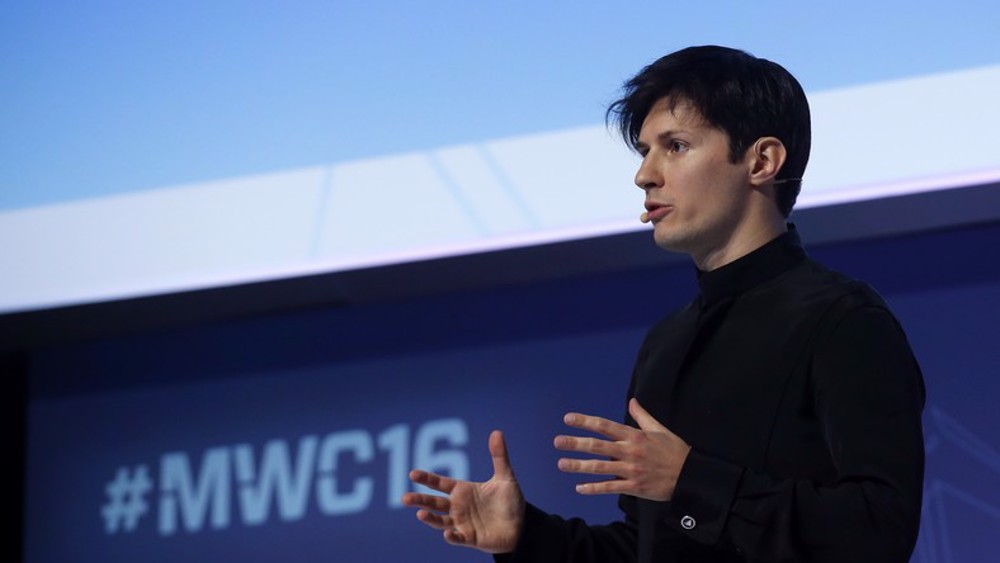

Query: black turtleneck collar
696,224,807,306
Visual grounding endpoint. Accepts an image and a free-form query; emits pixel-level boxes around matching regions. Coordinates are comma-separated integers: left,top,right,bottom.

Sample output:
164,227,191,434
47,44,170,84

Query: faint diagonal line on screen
310,165,335,258
916,487,941,563
425,152,490,237
917,405,1000,563
919,479,1000,563
933,480,1000,520
925,430,941,455
475,145,540,229
928,480,955,563
930,407,1000,473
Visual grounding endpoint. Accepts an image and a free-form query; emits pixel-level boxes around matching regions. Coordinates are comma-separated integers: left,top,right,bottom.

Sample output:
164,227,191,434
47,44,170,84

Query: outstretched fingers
557,457,621,476
409,469,458,494
443,528,472,546
404,470,459,532
489,430,516,480
573,479,632,495
402,490,450,512
404,490,456,531
406,430,525,554
628,398,668,433
562,411,633,441
415,507,455,530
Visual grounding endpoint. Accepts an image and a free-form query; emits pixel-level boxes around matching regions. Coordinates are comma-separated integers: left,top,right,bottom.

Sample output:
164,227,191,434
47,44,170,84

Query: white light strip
2,65,999,315
5,167,994,316
797,167,1000,209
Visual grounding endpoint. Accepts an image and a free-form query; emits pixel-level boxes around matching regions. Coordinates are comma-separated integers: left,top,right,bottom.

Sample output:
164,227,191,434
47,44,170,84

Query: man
402,45,925,562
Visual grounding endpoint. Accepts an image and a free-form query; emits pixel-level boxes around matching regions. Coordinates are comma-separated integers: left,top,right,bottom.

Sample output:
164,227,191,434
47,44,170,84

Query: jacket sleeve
494,502,638,563
664,305,926,562
494,333,660,563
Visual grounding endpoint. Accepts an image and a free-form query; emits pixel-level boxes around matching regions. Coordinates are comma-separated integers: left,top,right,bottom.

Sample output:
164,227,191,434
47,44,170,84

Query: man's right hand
402,430,525,554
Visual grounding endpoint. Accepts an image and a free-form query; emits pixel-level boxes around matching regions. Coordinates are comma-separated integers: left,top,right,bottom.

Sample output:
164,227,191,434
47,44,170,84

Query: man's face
635,97,753,264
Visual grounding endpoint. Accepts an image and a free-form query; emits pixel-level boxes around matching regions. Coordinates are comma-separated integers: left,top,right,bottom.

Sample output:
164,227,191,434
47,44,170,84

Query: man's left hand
554,397,691,501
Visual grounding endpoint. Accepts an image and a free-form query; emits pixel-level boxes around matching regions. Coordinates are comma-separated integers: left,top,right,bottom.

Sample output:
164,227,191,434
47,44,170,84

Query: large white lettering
149,419,469,535
234,436,319,525
414,418,469,489
159,448,230,535
316,430,374,515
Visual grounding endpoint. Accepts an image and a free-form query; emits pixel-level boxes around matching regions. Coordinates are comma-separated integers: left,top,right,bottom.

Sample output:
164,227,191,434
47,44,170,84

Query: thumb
629,398,667,433
489,430,516,480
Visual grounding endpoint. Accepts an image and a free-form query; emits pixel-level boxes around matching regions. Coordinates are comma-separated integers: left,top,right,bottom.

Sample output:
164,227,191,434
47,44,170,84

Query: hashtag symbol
101,465,153,534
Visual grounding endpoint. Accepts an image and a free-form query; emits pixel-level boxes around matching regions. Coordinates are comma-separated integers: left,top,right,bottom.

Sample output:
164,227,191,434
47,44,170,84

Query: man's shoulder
642,258,894,339
645,299,698,336
789,258,890,308
761,258,901,339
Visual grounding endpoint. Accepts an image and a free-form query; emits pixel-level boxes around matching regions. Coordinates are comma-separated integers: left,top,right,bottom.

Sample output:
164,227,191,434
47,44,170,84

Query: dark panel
3,181,999,353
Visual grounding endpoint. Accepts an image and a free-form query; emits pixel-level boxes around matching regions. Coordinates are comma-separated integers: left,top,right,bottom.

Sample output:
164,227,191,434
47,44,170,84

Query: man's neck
692,220,787,272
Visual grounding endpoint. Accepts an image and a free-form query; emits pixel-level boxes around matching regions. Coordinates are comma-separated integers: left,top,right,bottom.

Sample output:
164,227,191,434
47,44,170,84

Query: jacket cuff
666,448,744,545
494,503,561,562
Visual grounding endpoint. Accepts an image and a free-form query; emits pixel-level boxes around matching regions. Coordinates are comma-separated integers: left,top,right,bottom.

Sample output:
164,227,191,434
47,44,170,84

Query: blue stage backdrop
24,222,1000,562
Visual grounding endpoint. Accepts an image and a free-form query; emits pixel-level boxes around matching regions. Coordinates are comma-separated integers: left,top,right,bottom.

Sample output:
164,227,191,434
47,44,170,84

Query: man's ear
747,136,787,187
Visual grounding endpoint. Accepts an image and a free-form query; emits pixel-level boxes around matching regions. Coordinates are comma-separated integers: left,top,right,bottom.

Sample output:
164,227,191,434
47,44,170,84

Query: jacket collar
696,224,806,306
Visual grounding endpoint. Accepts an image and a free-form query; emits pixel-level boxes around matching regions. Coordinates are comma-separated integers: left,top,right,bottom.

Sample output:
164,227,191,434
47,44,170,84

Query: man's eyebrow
636,129,687,150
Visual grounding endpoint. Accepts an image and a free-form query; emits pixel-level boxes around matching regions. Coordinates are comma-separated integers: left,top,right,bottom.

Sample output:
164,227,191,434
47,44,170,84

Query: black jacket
500,228,925,563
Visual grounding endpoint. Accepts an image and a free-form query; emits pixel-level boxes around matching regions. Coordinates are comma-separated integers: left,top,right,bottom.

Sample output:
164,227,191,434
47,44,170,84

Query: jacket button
680,515,696,530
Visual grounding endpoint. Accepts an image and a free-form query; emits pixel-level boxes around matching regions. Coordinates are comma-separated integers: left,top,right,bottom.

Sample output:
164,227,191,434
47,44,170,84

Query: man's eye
670,141,688,153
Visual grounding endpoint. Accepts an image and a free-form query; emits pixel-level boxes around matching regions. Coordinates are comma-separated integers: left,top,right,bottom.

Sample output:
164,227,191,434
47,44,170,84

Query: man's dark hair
608,45,811,218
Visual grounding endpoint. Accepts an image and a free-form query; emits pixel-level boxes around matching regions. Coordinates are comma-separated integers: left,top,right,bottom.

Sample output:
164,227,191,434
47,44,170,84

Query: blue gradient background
25,222,1000,562
3,0,999,209
12,3,1000,561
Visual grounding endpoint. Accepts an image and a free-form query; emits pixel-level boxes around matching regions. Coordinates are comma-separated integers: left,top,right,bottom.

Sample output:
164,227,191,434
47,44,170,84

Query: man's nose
634,160,660,191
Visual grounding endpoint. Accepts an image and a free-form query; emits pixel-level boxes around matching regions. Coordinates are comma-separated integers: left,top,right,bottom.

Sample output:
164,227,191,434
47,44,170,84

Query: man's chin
652,231,694,256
